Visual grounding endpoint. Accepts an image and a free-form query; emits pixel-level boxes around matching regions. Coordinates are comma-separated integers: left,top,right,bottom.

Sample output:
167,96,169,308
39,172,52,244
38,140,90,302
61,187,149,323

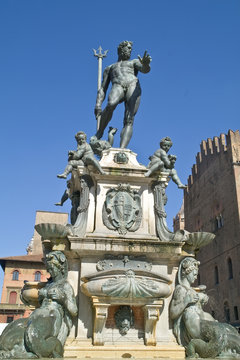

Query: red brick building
182,129,240,327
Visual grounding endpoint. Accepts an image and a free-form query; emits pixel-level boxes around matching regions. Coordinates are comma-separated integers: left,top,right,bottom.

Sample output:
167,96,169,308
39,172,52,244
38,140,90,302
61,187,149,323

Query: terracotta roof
0,254,44,262
0,254,44,270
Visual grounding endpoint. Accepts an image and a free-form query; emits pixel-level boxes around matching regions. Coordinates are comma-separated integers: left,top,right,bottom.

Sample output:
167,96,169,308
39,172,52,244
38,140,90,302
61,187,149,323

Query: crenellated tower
184,129,240,326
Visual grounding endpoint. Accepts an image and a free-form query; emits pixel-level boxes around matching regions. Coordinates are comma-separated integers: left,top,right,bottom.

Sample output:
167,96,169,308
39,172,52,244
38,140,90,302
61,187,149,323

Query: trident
93,46,108,130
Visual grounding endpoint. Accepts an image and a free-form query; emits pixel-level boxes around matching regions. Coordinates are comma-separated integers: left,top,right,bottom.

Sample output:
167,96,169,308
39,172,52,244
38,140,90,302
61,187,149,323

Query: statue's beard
119,51,131,61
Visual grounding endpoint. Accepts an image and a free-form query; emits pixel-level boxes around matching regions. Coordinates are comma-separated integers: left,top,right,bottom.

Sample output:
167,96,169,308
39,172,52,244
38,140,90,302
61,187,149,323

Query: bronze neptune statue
95,41,151,149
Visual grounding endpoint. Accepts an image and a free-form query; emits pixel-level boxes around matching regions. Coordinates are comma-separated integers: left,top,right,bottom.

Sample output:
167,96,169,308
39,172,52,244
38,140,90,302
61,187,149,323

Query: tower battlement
187,129,240,187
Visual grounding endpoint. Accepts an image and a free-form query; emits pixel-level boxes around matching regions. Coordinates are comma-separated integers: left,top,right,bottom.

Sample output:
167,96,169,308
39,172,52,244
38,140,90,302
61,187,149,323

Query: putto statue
170,257,240,358
57,131,105,178
94,41,151,149
145,137,186,189
0,251,77,359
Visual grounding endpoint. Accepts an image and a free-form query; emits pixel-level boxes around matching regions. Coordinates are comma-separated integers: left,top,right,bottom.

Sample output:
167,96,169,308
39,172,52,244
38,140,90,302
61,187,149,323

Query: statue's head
45,251,68,279
118,41,133,61
160,137,173,152
90,135,98,145
75,131,87,144
179,257,200,285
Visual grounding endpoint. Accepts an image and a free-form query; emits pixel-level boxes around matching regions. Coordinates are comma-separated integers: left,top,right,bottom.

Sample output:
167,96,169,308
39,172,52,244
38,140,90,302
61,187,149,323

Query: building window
214,266,219,284
227,258,233,279
34,271,41,282
234,306,239,321
215,214,224,230
7,316,14,323
9,291,17,304
224,302,230,322
12,270,19,281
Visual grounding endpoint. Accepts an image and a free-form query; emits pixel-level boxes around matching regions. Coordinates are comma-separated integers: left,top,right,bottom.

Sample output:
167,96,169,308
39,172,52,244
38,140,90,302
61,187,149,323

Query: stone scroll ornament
152,181,172,241
0,251,77,359
153,182,179,242
170,257,240,359
55,175,94,237
71,175,94,237
152,181,188,242
102,184,142,235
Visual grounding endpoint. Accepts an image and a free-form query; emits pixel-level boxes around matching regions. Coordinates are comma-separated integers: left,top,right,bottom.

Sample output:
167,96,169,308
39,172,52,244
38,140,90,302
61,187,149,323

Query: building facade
183,129,240,326
0,255,48,323
0,210,68,324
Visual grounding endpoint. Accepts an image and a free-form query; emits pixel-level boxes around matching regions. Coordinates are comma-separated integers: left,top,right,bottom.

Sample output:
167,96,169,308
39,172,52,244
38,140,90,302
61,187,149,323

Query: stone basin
21,281,47,307
81,268,172,300
183,231,215,254
35,222,73,240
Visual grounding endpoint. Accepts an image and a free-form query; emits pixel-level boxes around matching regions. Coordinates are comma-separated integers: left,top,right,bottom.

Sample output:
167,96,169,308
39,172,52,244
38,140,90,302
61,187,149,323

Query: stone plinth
64,343,185,359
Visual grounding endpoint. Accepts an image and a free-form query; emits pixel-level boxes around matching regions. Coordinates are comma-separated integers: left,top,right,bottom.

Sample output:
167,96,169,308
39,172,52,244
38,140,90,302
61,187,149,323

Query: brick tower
184,129,240,327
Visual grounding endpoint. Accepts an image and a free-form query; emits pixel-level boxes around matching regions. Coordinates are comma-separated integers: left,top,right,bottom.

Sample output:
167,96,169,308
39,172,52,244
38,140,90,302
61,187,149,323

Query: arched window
224,302,230,322
12,270,19,281
9,291,17,304
34,271,41,282
227,258,233,279
214,266,219,284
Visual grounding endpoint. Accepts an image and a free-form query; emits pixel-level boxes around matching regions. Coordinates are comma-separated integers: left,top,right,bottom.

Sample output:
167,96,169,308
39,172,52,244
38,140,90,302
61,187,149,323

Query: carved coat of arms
102,184,142,235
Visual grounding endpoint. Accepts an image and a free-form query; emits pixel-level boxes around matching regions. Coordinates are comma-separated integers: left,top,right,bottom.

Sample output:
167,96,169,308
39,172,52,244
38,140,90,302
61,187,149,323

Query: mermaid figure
0,251,77,359
170,257,240,358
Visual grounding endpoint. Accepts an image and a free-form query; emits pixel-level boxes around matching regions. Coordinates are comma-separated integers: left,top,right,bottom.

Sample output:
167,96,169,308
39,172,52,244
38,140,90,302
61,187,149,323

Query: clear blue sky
0,1,239,288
